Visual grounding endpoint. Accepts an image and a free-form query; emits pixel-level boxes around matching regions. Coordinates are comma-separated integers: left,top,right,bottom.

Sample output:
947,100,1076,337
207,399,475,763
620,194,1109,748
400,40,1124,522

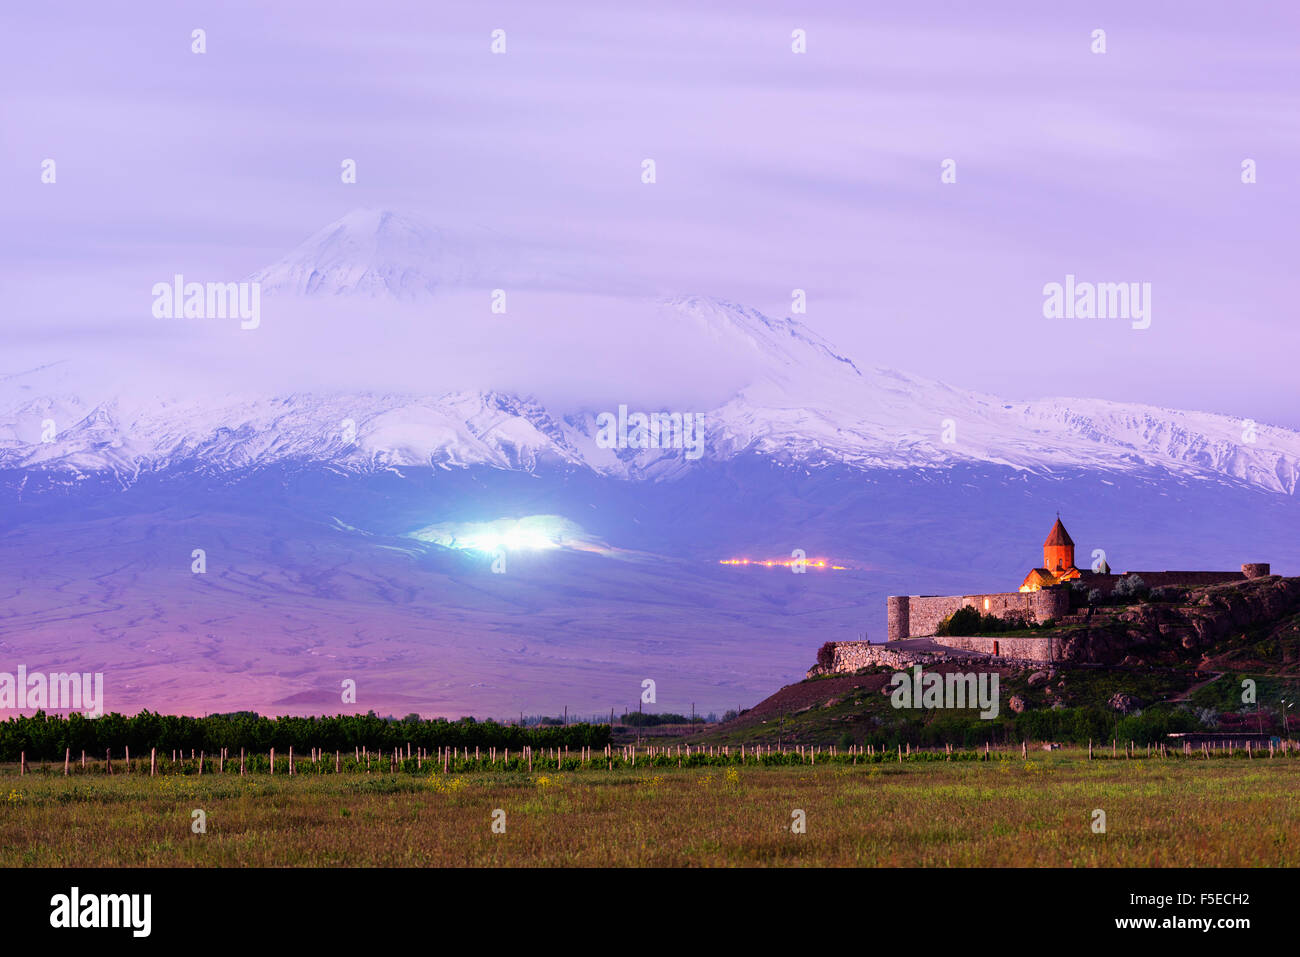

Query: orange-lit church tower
1020,516,1082,591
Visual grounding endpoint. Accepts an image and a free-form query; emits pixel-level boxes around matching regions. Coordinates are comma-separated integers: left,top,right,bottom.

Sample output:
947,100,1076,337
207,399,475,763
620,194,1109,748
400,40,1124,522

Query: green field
2,751,1297,866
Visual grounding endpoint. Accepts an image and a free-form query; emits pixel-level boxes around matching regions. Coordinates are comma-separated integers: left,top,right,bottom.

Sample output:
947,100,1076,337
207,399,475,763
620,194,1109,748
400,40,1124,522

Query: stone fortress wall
887,563,1271,642
811,563,1276,677
810,642,953,675
887,589,1069,641
807,635,1061,677
1078,566,1266,597
930,634,1059,659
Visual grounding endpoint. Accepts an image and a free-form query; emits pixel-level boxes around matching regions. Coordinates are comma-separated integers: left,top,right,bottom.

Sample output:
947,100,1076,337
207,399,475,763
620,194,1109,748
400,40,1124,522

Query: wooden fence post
106,749,113,775
64,748,70,776
20,751,25,776
270,747,275,775
151,748,156,777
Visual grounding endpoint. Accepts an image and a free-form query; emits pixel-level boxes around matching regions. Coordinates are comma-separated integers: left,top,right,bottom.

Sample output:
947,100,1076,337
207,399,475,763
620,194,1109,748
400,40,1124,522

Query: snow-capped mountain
250,208,477,298
2,210,1298,496
2,298,1296,495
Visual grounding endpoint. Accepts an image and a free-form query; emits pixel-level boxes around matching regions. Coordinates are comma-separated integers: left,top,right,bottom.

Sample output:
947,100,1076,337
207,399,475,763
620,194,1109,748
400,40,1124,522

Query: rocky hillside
1056,576,1300,668
681,576,1300,748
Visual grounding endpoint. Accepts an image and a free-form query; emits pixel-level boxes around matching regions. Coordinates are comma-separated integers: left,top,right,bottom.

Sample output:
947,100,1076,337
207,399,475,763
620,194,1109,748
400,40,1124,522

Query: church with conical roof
1019,516,1086,592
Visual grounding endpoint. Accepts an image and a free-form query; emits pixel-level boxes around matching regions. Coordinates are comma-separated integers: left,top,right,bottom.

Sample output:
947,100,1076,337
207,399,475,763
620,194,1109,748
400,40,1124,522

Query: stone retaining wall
807,641,955,678
809,635,1061,676
930,635,1058,661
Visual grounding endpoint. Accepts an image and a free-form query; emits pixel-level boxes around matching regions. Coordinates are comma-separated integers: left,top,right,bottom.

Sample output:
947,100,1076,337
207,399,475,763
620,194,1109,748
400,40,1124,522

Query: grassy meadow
1,750,1297,866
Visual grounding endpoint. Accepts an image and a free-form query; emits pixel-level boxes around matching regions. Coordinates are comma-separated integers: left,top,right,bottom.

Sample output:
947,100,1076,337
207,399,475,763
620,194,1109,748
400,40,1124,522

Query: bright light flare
410,515,585,555
719,558,847,570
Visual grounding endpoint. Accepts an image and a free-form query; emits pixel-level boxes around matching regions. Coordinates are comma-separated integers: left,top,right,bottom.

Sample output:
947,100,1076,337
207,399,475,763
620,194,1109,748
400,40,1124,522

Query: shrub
1113,575,1149,602
817,642,837,669
1115,708,1200,744
619,712,691,727
936,606,983,636
937,607,1033,636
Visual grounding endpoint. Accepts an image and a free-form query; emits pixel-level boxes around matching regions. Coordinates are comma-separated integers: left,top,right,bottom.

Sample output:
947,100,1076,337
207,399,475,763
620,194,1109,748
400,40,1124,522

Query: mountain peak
251,208,471,299
662,296,863,384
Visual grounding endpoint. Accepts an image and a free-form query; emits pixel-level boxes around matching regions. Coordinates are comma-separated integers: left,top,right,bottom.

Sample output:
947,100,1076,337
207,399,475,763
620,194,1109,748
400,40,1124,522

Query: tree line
0,710,611,761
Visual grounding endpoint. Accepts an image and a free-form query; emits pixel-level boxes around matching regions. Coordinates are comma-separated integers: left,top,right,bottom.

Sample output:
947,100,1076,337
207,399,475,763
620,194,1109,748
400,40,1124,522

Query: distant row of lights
719,558,846,570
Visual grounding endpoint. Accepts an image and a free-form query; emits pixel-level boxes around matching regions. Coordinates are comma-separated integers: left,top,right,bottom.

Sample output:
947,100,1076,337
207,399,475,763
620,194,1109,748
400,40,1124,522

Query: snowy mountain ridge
2,210,1296,495
2,319,1295,494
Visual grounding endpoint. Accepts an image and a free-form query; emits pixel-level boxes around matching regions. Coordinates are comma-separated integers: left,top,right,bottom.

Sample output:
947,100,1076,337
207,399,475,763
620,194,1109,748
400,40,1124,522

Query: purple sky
3,1,1298,425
